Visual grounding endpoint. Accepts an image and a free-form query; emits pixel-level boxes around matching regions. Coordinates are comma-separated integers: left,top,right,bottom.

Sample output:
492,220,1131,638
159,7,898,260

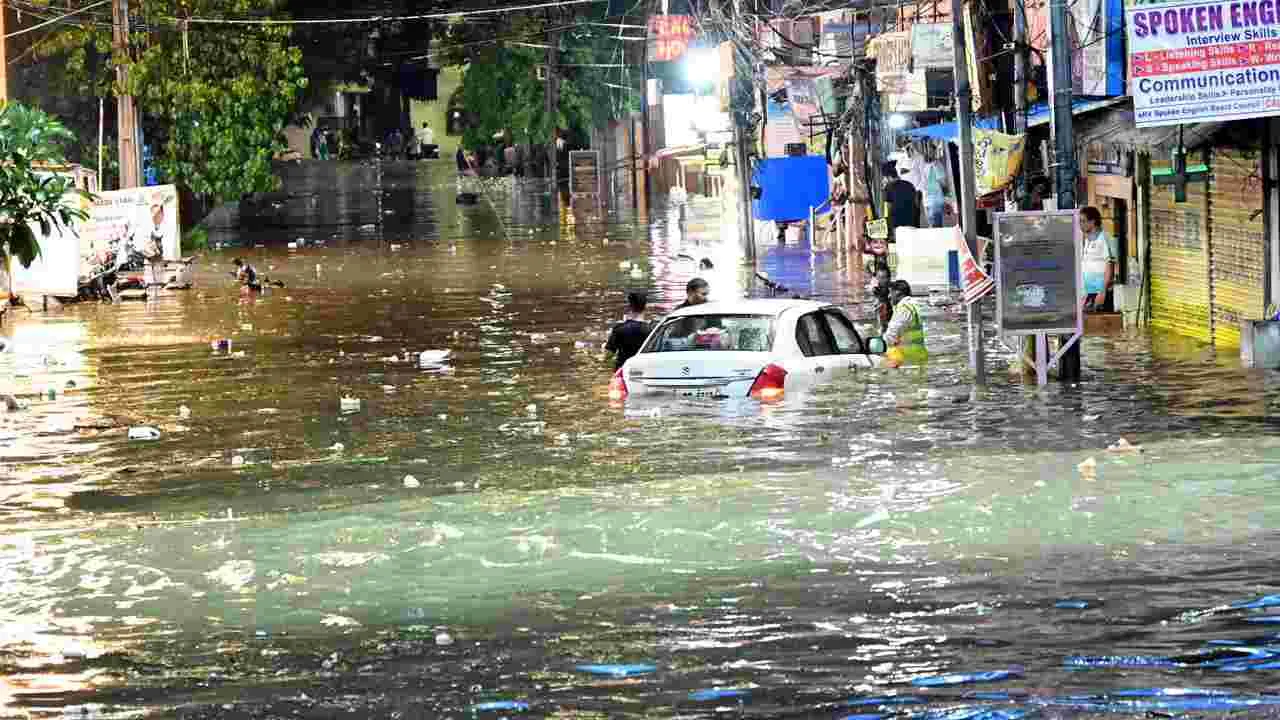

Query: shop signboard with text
648,15,695,62
1126,0,1280,126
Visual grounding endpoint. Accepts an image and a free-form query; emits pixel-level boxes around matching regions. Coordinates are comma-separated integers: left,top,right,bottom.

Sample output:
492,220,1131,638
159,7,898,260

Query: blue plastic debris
1064,655,1178,668
471,700,529,712
837,714,886,720
1218,660,1280,672
1035,695,1280,712
912,669,1024,687
574,663,657,678
1245,616,1280,624
1233,594,1280,610
688,688,748,701
1054,600,1090,609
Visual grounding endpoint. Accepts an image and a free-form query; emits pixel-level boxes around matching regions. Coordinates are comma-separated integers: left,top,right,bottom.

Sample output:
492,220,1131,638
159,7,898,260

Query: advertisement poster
872,31,927,111
1126,0,1280,127
1029,0,1124,95
81,186,181,281
764,99,803,157
994,211,1082,334
910,22,955,68
973,129,1028,195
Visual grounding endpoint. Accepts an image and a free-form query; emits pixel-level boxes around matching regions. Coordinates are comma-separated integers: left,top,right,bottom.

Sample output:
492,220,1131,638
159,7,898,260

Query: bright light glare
686,49,718,86
888,113,910,130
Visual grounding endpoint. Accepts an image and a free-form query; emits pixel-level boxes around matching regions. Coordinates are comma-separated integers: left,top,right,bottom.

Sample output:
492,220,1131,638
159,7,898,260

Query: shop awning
903,96,1127,142
1074,101,1227,153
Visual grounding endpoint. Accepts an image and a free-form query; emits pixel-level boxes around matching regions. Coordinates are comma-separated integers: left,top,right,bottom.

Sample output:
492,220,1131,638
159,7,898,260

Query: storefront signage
910,22,954,68
994,210,1082,334
1126,0,1280,127
648,15,695,62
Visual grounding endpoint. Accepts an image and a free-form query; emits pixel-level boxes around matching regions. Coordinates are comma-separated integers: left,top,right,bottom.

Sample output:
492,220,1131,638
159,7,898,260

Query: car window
796,313,836,357
824,310,865,354
642,314,775,352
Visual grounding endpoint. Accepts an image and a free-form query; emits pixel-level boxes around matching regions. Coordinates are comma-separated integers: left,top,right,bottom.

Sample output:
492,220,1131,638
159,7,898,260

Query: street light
888,113,910,130
685,48,718,88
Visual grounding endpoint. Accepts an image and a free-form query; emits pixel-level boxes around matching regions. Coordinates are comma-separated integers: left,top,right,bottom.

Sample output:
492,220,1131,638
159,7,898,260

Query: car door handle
815,365,825,373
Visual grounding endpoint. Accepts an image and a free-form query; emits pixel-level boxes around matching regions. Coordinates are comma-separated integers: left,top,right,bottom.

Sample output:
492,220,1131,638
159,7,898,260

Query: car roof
663,298,833,319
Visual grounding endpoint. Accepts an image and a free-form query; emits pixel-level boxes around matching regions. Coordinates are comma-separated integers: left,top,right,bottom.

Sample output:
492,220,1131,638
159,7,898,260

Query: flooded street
5,160,1280,718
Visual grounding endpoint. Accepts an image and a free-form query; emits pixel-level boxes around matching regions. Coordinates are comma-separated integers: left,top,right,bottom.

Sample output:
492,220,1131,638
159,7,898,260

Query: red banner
955,225,994,305
648,15,695,62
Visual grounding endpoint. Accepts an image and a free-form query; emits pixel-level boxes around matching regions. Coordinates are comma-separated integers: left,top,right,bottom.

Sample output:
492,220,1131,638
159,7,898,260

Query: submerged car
609,299,884,403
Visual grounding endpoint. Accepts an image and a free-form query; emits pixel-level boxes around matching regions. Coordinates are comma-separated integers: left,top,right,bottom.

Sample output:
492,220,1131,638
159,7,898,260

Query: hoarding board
82,185,181,268
895,226,953,291
1126,0,1280,127
994,210,1082,335
6,194,89,298
648,15,695,62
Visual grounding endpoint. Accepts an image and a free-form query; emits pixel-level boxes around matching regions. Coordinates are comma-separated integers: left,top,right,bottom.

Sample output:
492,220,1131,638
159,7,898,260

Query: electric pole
1048,0,1076,210
951,0,985,382
113,0,142,188
1012,0,1028,205
546,17,561,207
1,0,9,103
730,44,755,263
1048,0,1082,380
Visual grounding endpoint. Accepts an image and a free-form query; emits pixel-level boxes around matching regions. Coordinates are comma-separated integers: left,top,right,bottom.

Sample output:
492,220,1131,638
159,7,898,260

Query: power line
3,0,111,38
179,0,607,26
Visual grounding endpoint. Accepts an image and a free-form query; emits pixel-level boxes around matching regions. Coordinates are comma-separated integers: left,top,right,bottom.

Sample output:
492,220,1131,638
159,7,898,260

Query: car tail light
749,363,786,401
608,367,628,401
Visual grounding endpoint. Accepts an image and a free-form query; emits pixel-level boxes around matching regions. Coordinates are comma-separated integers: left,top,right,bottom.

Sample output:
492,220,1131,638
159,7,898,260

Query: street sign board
994,210,1082,335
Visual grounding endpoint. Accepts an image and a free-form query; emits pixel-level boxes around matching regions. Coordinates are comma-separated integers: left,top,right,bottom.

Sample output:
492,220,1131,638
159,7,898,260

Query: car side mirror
867,337,887,355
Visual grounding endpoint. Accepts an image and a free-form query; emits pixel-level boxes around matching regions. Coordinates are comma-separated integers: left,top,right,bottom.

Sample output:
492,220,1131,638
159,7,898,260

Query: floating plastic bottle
128,426,161,441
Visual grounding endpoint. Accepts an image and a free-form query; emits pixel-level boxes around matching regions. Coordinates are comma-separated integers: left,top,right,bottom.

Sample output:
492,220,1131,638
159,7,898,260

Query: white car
609,299,883,403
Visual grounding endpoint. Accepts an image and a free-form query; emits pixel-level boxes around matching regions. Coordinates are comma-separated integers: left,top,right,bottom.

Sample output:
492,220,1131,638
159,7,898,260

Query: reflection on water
3,160,1280,718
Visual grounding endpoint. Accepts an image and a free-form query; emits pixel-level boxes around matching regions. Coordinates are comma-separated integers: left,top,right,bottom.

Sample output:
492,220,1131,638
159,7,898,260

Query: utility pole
1,0,8,103
1012,0,1028,206
1048,0,1082,380
113,0,141,188
730,45,755,263
546,17,561,207
951,0,985,382
1048,0,1076,210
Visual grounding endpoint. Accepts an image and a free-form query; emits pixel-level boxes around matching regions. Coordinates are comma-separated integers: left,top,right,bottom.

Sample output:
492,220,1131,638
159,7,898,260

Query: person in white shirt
1080,205,1118,311
416,123,435,157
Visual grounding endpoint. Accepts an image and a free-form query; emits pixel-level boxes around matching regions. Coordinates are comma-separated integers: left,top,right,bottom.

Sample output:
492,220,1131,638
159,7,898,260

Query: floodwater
4,161,1280,719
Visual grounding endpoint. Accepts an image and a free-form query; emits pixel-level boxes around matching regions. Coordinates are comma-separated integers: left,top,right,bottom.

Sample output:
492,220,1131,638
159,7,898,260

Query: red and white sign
955,225,994,305
1126,0,1280,127
648,15,695,62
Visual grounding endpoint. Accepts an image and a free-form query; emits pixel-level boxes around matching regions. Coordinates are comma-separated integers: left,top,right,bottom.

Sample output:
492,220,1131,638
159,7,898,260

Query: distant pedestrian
1080,205,1118,311
605,292,651,369
883,161,919,242
675,278,710,310
416,122,434,158
232,258,261,293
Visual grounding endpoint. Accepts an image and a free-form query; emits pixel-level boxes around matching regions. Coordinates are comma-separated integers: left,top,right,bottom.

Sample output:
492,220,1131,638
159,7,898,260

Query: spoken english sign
1126,0,1280,126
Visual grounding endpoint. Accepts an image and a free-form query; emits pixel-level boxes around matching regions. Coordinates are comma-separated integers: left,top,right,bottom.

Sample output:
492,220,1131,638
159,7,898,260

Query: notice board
994,210,1082,335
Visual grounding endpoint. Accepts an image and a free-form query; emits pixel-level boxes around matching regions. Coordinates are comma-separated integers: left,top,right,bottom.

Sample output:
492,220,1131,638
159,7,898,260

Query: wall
409,66,463,158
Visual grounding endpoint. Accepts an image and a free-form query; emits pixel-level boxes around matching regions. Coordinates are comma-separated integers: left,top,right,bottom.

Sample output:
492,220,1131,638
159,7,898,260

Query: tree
40,0,306,207
0,104,90,268
441,10,640,151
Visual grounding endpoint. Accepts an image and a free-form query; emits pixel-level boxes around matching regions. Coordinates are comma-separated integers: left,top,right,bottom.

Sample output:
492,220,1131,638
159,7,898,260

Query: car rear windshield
641,314,775,353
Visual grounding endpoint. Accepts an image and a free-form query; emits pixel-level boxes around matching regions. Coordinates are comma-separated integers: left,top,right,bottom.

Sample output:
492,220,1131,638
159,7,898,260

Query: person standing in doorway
605,292,651,369
1080,205,1118,312
883,162,919,242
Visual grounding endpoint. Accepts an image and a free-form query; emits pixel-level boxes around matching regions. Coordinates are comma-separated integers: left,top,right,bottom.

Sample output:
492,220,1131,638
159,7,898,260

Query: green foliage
40,0,307,205
182,224,210,253
443,12,639,150
0,103,91,268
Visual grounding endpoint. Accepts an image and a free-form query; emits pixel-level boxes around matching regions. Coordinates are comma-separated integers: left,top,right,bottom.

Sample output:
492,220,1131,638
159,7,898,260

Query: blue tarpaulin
752,156,830,222
903,97,1126,142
